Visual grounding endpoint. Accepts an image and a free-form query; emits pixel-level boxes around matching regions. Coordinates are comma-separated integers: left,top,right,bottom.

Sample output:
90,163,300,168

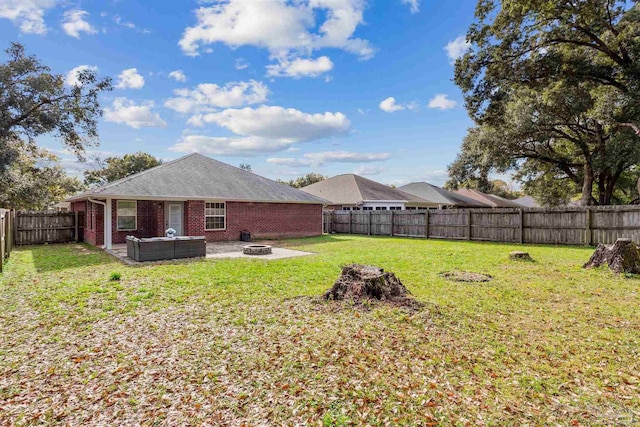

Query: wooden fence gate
15,211,79,245
0,209,15,272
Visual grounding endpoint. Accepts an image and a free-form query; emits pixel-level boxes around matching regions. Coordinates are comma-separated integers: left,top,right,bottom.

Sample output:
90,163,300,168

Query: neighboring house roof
300,174,435,206
66,153,326,204
398,182,491,208
513,195,541,208
455,188,524,208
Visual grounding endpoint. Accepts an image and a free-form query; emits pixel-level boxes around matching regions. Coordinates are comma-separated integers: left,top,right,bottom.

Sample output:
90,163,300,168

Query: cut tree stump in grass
583,238,640,274
510,251,533,261
323,264,422,310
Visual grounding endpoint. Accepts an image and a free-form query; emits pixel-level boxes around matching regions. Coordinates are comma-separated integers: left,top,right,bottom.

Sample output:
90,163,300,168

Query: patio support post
105,198,112,250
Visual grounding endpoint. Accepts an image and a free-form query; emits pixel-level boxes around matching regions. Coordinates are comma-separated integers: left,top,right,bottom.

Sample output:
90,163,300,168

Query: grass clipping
323,264,422,310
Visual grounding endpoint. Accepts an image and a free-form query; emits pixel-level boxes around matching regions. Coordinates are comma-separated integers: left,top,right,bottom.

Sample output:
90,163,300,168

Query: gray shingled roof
397,182,491,207
300,174,435,206
513,195,540,208
455,188,524,208
67,153,326,204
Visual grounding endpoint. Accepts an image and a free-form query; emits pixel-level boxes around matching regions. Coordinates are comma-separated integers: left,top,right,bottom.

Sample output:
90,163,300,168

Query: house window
375,206,387,210
342,206,351,211
405,207,417,210
389,206,402,211
205,202,226,230
117,200,137,231
362,207,373,211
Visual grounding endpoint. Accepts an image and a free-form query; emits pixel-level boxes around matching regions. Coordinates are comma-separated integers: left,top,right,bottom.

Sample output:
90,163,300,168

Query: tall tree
84,152,163,186
0,42,112,171
0,141,85,210
277,173,327,188
452,0,640,205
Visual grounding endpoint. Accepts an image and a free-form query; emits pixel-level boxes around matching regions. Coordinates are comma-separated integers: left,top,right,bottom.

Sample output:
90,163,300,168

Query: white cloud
235,58,249,70
266,56,333,78
402,0,420,14
266,157,313,167
168,70,187,82
305,151,391,165
115,68,145,89
379,97,403,113
192,106,350,140
178,0,375,76
165,80,269,114
0,0,57,34
267,151,391,167
113,15,135,29
428,94,457,110
354,165,387,176
62,9,96,38
171,105,350,156
64,64,98,87
104,98,167,129
444,35,470,63
379,97,418,113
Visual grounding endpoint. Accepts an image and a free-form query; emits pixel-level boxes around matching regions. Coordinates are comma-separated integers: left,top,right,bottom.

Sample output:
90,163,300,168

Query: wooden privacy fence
0,209,16,272
323,206,640,246
15,211,79,245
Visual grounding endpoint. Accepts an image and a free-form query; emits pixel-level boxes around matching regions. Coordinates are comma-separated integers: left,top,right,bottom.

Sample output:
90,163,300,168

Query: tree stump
583,238,640,274
323,264,422,309
510,251,533,261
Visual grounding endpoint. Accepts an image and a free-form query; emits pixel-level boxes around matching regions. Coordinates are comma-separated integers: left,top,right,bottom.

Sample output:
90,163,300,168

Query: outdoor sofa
126,236,206,262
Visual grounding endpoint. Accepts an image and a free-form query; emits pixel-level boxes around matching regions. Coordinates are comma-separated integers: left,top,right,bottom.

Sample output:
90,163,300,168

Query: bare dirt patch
439,271,493,283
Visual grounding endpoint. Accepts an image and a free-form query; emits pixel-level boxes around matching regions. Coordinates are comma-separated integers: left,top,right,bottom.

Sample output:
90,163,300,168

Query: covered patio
106,241,313,265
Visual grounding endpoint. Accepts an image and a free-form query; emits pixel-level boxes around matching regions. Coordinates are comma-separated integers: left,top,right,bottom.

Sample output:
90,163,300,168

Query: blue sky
0,0,479,186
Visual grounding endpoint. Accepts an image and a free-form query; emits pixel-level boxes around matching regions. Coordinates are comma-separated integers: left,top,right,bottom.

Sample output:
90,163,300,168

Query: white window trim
116,200,137,231
204,201,227,231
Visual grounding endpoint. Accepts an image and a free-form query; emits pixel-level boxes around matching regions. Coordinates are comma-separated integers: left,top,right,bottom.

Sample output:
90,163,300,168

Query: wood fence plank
326,206,640,246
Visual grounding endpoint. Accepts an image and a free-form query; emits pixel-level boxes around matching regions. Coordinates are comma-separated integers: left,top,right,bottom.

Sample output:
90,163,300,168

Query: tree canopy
84,152,163,187
450,0,640,206
0,141,84,210
0,42,112,171
277,173,327,188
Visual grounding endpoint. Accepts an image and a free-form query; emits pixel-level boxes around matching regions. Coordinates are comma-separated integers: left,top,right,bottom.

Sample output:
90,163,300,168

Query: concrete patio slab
106,241,313,265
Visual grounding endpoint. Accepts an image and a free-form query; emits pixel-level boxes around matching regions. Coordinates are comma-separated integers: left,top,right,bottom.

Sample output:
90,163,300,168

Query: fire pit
243,244,273,255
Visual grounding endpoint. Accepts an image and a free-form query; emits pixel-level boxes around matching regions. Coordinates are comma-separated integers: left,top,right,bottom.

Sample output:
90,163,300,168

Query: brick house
67,153,326,249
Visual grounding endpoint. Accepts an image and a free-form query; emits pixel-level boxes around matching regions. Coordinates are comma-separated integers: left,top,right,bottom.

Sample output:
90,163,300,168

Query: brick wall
75,199,323,246
72,200,103,246
111,200,162,244
185,200,323,241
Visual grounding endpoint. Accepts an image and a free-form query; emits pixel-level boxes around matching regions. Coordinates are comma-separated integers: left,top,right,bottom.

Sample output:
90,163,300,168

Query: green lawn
1,236,638,426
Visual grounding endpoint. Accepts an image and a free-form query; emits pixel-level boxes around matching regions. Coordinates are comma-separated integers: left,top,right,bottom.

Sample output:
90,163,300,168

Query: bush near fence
323,206,640,246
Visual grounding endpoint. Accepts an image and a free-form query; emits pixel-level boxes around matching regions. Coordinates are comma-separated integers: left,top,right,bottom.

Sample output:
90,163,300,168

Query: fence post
74,211,79,242
519,208,524,244
1,210,4,273
13,211,18,247
390,210,394,236
585,208,592,246
425,210,429,238
467,210,472,240
368,211,372,235
349,211,352,234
